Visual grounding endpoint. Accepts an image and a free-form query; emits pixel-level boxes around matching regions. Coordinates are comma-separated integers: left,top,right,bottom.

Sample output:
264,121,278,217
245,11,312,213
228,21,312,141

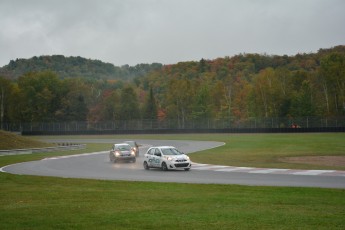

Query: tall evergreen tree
0,77,13,128
143,87,157,120
119,85,140,120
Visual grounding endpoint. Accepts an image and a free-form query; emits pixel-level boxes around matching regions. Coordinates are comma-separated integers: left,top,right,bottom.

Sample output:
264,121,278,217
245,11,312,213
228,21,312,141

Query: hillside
0,130,53,150
0,55,163,80
0,45,344,127
1,46,344,81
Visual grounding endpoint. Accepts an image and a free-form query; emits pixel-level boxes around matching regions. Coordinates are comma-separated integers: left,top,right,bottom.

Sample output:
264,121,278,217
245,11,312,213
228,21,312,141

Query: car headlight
115,151,120,156
166,156,174,161
185,156,190,160
131,150,135,156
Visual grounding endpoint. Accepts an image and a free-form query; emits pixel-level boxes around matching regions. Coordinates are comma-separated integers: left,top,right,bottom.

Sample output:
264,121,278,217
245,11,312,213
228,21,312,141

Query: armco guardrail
0,144,86,156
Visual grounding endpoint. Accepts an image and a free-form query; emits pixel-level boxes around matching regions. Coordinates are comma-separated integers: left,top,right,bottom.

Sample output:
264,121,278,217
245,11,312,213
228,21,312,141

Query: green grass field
189,133,345,170
1,132,345,229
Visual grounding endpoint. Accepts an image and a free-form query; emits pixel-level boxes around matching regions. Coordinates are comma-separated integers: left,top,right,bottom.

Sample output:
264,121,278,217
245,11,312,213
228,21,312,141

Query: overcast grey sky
0,0,344,67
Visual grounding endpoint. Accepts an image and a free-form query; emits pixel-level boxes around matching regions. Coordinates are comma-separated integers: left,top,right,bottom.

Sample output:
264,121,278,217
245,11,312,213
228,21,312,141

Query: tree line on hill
0,45,344,129
0,55,163,80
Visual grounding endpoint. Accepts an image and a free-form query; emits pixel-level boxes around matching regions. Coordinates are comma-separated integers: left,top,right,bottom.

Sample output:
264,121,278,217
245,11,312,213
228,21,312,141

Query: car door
146,148,156,167
152,148,162,168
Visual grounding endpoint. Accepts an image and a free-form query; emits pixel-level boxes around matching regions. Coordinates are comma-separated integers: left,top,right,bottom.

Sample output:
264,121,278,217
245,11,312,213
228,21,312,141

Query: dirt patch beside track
280,156,345,167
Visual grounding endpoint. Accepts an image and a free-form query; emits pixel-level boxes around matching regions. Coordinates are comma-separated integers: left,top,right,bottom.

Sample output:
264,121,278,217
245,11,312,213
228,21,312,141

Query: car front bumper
115,156,136,161
167,161,191,169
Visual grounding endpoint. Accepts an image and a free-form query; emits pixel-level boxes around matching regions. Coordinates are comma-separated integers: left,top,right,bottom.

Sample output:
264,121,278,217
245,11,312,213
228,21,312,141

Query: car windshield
125,141,135,147
161,148,182,155
116,145,131,151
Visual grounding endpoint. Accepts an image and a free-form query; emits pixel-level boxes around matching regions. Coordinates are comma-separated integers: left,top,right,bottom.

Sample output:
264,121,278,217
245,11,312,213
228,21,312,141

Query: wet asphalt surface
2,139,345,188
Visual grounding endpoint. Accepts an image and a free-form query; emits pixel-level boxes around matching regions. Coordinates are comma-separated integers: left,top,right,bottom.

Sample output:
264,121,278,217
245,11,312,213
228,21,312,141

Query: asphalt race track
1,139,345,189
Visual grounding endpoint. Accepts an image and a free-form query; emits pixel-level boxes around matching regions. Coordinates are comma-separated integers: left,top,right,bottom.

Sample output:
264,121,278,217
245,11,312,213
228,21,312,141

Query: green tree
231,76,252,120
191,84,212,121
252,68,285,117
102,90,120,121
119,85,140,120
320,52,345,115
199,58,209,73
289,80,316,117
0,77,14,128
17,71,63,122
209,81,227,119
274,68,294,117
56,78,93,121
166,78,194,128
143,87,157,120
72,95,88,121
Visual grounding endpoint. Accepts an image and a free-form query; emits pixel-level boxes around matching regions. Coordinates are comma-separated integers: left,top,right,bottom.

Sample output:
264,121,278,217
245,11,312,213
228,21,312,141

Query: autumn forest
0,45,344,130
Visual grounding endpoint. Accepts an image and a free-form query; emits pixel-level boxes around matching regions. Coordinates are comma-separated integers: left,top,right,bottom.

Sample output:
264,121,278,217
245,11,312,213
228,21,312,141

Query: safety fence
1,116,344,134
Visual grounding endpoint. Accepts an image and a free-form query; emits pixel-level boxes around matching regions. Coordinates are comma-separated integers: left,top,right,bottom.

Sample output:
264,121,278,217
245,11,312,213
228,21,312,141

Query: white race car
143,146,191,171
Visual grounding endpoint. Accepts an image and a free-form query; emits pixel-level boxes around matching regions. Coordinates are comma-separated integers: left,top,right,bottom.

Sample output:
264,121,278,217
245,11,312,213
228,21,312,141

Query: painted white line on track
292,170,335,176
197,165,229,170
0,162,27,174
248,169,290,174
215,167,254,172
322,171,345,177
192,163,209,167
215,167,247,172
42,151,108,160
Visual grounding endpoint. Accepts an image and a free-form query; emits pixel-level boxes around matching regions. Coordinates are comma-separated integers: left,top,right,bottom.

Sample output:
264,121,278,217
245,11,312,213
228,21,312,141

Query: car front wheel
161,162,168,171
109,154,115,163
143,161,150,170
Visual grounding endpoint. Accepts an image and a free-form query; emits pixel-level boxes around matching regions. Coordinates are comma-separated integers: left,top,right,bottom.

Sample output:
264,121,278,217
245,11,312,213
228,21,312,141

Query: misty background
0,0,344,67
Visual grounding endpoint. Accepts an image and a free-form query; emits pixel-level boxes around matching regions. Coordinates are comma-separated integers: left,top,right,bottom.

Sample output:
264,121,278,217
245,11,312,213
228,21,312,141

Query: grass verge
189,133,345,170
0,130,53,150
1,173,344,229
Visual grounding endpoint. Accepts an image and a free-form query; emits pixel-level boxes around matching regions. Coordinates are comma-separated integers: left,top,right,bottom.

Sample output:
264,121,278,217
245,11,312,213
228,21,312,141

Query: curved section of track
1,139,345,188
